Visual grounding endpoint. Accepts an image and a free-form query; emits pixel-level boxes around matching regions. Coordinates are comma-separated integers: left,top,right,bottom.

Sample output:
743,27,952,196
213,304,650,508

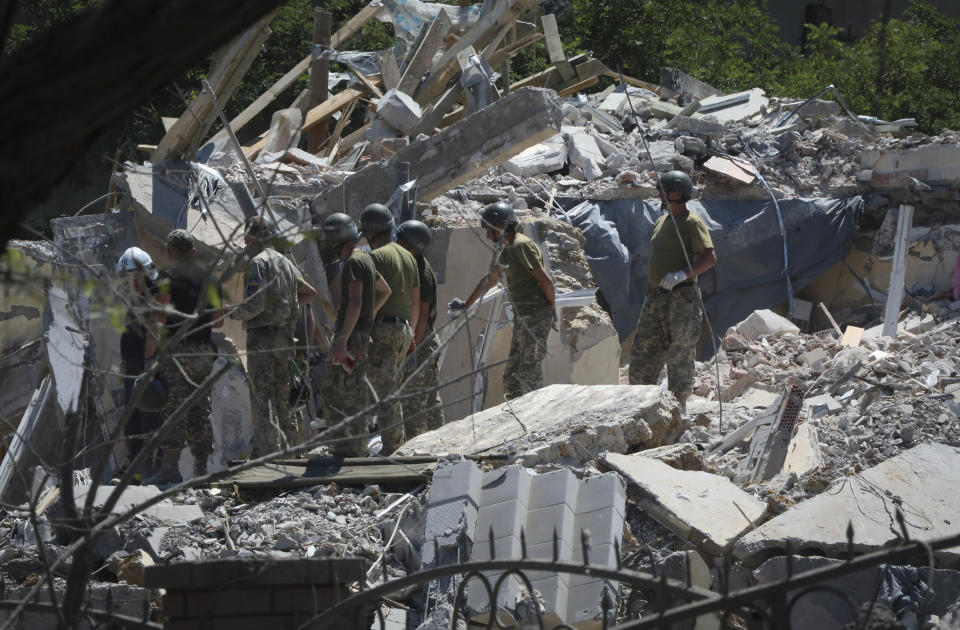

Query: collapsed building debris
4,0,960,627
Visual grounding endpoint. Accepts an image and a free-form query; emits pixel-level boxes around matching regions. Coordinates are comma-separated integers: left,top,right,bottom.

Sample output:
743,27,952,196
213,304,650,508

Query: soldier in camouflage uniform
144,230,221,485
629,171,717,412
396,220,445,437
317,213,391,457
360,204,421,454
450,203,556,401
231,217,318,457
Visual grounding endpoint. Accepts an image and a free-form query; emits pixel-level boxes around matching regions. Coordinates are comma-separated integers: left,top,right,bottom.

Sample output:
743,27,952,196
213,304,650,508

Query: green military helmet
320,212,359,245
480,201,517,230
395,220,432,255
659,170,694,201
359,203,395,234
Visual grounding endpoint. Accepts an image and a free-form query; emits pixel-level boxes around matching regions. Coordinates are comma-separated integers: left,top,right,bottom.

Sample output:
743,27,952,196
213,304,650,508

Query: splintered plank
206,1,380,144
541,13,574,81
396,10,452,96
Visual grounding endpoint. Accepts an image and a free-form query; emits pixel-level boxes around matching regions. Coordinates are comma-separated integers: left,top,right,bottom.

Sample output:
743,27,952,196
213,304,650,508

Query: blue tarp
568,197,863,355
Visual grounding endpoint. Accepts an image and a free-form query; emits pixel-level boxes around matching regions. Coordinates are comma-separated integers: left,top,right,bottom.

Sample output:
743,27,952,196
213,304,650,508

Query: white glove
659,270,688,291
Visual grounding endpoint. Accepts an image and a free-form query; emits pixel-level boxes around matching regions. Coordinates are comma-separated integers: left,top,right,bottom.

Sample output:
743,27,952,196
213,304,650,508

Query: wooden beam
308,9,332,153
557,75,599,96
206,1,380,145
324,97,358,159
153,12,274,161
396,10,452,96
882,204,914,338
380,48,401,91
244,87,367,158
541,13,573,81
602,67,662,94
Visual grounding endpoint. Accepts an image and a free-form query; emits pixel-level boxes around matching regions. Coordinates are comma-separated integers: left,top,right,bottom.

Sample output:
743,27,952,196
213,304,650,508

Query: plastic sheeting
375,0,481,43
568,197,862,354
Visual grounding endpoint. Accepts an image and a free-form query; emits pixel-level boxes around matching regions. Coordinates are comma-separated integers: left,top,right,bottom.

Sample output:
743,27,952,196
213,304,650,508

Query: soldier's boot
192,455,208,478
143,449,183,486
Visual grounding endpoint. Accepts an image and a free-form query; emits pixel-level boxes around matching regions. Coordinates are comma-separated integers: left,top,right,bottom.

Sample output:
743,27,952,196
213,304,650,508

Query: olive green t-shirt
336,249,378,345
418,256,438,329
647,209,713,288
370,242,420,321
498,233,550,314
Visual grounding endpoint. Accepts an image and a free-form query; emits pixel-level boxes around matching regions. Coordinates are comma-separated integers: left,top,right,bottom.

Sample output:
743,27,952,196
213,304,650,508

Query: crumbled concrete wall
0,241,56,353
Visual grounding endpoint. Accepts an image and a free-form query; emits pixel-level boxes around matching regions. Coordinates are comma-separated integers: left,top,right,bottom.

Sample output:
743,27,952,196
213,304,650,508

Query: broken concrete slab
780,423,824,477
734,444,960,565
75,484,204,524
375,88,423,135
659,68,721,100
312,87,563,217
502,133,567,178
637,443,705,471
636,140,679,171
703,155,756,184
668,115,725,137
564,127,606,168
729,309,800,341
397,384,683,466
697,88,767,123
604,452,766,556
861,143,960,187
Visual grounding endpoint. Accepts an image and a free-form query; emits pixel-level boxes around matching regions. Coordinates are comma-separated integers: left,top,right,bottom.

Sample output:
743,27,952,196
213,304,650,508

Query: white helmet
116,247,158,282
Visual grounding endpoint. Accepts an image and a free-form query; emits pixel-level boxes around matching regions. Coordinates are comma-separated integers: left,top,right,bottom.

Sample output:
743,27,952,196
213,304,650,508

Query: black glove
448,297,467,311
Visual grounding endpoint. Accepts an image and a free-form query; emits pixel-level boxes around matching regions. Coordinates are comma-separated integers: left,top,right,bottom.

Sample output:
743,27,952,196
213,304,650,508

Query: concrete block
75,484,203,524
429,460,482,505
527,539,574,582
565,128,606,167
605,453,766,556
799,347,829,373
466,572,522,615
399,385,684,466
311,87,563,216
675,135,708,155
735,444,960,565
636,139,678,171
479,465,532,507
476,499,527,543
669,115,725,137
573,509,623,555
502,133,567,178
575,473,626,517
582,157,603,181
697,88,768,123
375,89,423,135
528,469,578,510
526,503,576,545
730,309,800,341
860,143,960,186
658,550,712,590
566,581,617,627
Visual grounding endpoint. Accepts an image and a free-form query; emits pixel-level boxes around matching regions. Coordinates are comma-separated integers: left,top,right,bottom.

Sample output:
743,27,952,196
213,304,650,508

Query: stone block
734,444,960,565
636,139,679,171
526,503,576,546
582,157,603,181
479,465,532,507
573,510,623,557
312,87,563,216
502,133,567,178
530,576,569,622
476,499,527,543
605,453,766,556
566,581,617,627
527,539,574,582
375,89,423,135
730,309,800,341
528,468,578,510
398,385,682,467
861,143,960,186
429,460,482,505
799,347,829,373
675,135,708,155
575,473,626,516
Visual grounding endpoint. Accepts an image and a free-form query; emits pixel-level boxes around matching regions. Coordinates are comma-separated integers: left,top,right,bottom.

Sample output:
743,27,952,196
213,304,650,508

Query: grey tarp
568,197,862,355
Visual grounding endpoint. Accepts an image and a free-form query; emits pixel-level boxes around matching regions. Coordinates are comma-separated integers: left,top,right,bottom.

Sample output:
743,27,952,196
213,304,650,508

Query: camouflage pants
368,320,413,454
319,332,370,457
628,284,702,397
504,305,553,401
401,330,444,440
158,343,216,461
247,328,299,457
